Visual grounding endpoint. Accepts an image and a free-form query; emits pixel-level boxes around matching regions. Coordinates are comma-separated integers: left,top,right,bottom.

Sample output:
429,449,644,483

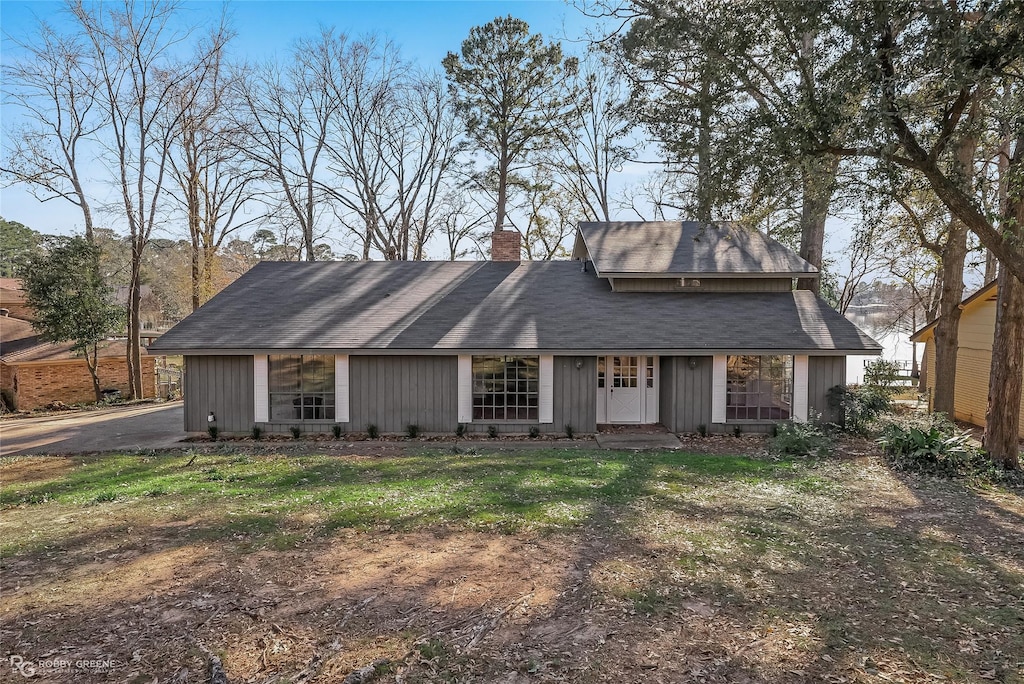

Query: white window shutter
539,355,554,424
793,355,809,422
458,355,473,423
254,355,269,423
711,355,727,424
335,355,350,423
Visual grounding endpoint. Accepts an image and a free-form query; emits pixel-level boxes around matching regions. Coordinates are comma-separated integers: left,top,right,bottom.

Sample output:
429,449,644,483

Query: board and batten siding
610,277,793,293
807,356,846,424
253,354,457,434
553,355,596,433
659,355,713,433
184,355,254,433
346,355,457,434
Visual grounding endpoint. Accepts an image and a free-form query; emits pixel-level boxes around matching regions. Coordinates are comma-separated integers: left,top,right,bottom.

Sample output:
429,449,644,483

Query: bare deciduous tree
166,46,261,310
1,22,101,242
71,0,230,398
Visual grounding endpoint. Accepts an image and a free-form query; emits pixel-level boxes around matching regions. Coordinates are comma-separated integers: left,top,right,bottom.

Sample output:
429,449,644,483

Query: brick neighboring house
0,287,156,411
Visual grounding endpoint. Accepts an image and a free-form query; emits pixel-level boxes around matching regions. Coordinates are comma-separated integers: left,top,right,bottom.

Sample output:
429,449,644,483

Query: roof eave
151,346,882,356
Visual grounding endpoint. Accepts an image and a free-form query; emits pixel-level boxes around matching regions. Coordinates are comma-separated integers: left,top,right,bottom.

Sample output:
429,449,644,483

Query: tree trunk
931,216,968,417
191,232,202,312
86,342,103,403
495,149,509,233
983,269,1024,470
694,64,713,223
796,154,839,293
127,244,144,400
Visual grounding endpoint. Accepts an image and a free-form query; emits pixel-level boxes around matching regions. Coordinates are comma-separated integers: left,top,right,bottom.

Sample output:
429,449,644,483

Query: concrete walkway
0,402,186,456
594,430,683,451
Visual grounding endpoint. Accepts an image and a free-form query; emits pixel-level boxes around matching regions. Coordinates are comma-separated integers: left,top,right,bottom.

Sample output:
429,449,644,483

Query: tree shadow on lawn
582,461,1024,683
1,451,1021,683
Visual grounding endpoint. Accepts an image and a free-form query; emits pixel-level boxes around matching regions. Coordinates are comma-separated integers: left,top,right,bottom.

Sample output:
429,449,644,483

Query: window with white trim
472,355,538,420
726,355,793,421
269,355,335,420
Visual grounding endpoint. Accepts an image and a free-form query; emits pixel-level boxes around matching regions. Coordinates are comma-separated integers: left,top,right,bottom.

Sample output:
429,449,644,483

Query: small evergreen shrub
564,424,575,439
251,425,262,440
332,424,343,439
863,359,905,397
828,384,891,434
769,420,833,457
697,424,707,437
406,424,419,438
733,425,743,437
290,426,301,439
367,423,379,439
528,425,540,438
487,425,498,438
207,425,219,441
455,423,467,437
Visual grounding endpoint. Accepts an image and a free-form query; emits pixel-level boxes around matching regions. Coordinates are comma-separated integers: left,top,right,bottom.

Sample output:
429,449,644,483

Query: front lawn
1,447,1021,683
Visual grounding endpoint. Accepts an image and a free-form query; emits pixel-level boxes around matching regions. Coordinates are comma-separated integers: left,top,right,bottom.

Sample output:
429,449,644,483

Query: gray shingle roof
150,261,879,354
577,221,818,276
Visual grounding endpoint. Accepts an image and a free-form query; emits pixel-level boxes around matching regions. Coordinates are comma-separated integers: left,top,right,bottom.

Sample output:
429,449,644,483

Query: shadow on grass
2,448,1021,682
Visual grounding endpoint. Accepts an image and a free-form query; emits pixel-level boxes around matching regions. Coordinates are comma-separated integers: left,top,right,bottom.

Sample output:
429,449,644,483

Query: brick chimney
491,229,522,262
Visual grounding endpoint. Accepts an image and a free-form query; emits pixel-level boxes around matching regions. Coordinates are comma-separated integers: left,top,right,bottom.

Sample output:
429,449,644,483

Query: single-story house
1,279,158,411
0,311,157,411
150,222,881,435
910,280,1024,436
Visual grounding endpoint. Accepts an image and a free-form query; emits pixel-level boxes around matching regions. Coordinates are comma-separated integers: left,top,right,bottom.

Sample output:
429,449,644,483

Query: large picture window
472,356,539,421
269,355,335,420
726,355,792,421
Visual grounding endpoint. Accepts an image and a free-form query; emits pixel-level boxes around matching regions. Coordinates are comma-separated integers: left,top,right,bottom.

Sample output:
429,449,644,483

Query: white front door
607,355,642,423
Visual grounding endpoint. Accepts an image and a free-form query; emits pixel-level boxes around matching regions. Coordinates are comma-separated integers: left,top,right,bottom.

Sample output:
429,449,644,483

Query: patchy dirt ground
1,445,1022,684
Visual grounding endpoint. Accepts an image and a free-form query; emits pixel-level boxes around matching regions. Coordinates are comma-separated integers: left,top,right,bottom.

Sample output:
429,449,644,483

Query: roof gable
910,280,998,342
575,221,818,277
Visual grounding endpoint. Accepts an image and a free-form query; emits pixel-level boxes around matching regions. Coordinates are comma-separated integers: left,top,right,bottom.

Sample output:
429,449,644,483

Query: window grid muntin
612,356,638,388
472,355,539,421
269,354,336,421
726,355,793,421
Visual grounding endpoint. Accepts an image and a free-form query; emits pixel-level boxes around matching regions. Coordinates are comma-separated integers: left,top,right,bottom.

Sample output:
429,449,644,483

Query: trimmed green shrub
251,425,262,440
290,426,301,439
367,423,379,439
528,425,540,438
487,425,498,438
208,425,219,441
697,424,707,437
455,423,467,437
564,424,575,439
406,424,419,438
332,424,343,439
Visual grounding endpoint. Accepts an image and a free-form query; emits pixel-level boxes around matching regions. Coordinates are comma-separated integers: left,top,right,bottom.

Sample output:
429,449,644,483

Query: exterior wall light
208,411,217,424
574,357,584,370
687,357,698,370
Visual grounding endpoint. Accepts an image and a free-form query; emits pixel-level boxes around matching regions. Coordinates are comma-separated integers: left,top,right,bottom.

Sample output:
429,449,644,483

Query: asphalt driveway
0,402,186,456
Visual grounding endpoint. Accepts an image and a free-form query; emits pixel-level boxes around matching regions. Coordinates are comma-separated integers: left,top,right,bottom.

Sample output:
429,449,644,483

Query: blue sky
0,0,605,236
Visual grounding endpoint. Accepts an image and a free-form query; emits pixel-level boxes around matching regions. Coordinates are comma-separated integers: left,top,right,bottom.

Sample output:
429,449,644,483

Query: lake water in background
844,309,917,384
